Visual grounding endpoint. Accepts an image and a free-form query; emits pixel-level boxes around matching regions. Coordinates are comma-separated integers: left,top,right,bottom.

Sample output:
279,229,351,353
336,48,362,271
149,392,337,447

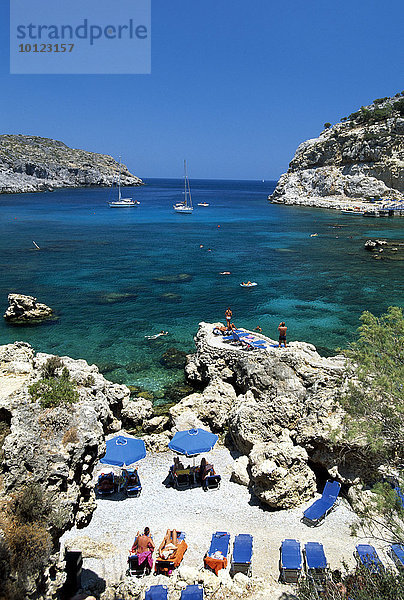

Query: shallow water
0,179,403,395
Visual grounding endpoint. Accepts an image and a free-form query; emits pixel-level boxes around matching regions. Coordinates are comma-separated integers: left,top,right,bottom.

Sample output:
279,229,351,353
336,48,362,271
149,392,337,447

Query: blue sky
0,0,403,180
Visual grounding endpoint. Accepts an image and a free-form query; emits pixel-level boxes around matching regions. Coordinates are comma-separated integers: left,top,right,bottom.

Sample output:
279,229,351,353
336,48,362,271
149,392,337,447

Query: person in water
255,325,262,333
145,331,168,340
278,322,287,348
225,307,232,329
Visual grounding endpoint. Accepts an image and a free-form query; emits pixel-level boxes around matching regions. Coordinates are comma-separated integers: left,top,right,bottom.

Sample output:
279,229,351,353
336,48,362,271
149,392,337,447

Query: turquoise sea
0,179,403,398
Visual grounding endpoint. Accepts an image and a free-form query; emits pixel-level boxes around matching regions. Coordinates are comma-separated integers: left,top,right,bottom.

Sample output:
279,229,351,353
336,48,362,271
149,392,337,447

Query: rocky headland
0,135,142,194
269,93,404,209
0,325,397,599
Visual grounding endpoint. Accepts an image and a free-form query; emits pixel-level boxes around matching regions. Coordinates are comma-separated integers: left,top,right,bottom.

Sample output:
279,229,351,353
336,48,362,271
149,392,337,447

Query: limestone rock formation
249,438,316,509
178,322,379,507
0,135,142,194
0,342,132,599
269,94,404,208
4,293,54,324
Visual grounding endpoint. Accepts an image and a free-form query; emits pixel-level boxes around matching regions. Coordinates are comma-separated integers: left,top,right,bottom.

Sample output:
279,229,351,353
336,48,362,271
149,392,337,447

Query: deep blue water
0,179,403,396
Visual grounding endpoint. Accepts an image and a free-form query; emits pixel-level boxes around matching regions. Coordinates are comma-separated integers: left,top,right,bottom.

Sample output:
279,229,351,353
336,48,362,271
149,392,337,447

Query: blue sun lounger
304,542,329,591
388,544,404,571
303,480,341,526
280,539,302,583
145,585,168,600
181,585,204,599
125,468,142,497
230,534,253,577
208,531,230,556
204,532,230,574
394,483,404,508
354,544,384,573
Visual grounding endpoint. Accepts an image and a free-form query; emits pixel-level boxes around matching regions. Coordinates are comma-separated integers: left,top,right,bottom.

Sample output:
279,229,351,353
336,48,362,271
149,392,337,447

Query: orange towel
155,540,188,573
204,555,228,575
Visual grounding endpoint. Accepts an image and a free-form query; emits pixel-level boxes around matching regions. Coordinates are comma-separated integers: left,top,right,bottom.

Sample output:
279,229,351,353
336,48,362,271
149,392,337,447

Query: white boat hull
173,205,193,213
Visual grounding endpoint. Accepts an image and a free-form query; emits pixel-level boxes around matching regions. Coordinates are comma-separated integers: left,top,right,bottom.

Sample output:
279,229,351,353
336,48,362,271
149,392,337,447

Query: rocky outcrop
172,322,386,508
0,135,142,194
4,293,55,324
364,238,404,260
269,94,404,208
0,342,143,599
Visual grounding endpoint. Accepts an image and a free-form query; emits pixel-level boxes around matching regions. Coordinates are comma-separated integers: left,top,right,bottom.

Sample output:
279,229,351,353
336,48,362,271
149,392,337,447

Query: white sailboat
173,160,193,214
108,158,139,207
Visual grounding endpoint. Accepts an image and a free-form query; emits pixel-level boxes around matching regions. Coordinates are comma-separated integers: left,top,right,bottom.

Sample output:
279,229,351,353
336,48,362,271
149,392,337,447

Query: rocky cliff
0,342,133,599
269,94,404,208
172,323,387,509
0,135,142,194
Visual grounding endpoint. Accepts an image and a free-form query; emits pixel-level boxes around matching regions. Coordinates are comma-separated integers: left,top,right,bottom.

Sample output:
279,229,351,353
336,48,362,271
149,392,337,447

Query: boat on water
341,208,364,215
173,160,193,214
197,202,209,207
108,158,140,207
240,281,257,287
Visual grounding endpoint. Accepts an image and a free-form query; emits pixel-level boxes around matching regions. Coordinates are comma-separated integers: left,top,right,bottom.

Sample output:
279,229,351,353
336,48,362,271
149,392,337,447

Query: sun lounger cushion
355,544,384,572
208,531,230,556
204,532,230,575
281,539,302,570
145,585,168,600
303,480,340,524
181,585,204,599
304,496,335,521
305,542,327,569
323,480,341,499
389,544,404,569
394,484,404,508
232,534,253,564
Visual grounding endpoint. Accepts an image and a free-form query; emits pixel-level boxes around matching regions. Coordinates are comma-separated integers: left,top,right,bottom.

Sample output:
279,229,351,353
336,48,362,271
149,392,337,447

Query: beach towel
137,550,153,569
204,554,228,575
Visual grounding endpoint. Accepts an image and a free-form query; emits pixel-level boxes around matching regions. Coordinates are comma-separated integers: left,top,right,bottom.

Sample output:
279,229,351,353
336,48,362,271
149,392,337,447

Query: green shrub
340,306,404,454
29,374,79,408
297,565,404,600
324,122,332,129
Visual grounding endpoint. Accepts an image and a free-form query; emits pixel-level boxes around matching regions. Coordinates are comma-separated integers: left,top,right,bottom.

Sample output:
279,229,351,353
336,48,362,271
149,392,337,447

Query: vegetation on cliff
341,306,404,455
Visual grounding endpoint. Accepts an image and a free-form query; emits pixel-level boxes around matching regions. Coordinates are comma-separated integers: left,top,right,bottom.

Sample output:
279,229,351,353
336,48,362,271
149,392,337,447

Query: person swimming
145,331,168,340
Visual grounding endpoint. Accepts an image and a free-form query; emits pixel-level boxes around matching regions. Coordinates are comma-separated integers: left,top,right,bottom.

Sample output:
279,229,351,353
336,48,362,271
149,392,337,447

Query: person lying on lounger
158,529,179,560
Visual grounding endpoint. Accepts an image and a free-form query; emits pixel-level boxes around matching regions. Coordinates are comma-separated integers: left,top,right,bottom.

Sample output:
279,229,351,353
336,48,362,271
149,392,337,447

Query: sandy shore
60,442,392,596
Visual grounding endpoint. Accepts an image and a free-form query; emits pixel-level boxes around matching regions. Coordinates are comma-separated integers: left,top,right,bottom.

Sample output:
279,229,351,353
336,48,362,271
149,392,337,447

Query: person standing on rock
278,322,287,348
225,307,232,330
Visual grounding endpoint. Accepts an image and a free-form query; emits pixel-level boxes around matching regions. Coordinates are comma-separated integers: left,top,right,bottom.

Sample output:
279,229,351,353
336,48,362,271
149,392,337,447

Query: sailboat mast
184,159,187,206
118,157,122,201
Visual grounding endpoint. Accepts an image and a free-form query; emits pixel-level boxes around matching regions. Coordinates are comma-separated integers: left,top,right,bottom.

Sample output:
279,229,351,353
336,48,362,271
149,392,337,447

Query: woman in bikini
158,529,179,559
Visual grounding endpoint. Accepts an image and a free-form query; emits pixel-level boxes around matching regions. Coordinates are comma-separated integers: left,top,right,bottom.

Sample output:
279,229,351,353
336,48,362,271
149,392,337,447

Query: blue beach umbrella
100,435,146,467
168,428,218,457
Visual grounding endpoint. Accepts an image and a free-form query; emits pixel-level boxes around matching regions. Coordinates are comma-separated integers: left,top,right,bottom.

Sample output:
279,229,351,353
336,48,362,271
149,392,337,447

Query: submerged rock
94,292,138,305
153,273,193,284
159,347,188,369
3,293,55,324
159,292,182,303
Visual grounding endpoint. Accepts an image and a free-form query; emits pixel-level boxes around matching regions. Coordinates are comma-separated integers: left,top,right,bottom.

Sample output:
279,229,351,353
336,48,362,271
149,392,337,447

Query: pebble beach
61,443,386,597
